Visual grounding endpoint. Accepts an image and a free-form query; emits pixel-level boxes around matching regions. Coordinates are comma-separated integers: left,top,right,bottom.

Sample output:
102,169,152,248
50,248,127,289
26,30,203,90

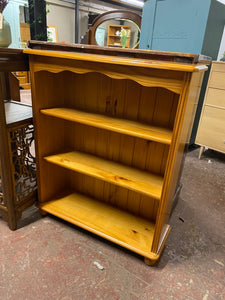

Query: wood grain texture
196,106,225,153
152,71,204,253
41,108,172,144
211,61,225,72
208,71,225,90
24,49,201,73
44,151,164,200
205,88,225,109
28,55,185,94
28,40,211,65
38,192,159,259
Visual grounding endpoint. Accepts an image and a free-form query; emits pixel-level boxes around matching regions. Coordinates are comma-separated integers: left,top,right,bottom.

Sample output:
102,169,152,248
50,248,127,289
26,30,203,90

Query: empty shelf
41,108,172,145
38,192,156,257
44,151,163,200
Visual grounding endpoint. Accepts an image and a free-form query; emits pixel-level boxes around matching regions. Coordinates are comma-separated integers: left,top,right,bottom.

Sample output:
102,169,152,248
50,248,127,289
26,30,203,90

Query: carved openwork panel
0,176,4,206
0,159,6,207
9,122,37,205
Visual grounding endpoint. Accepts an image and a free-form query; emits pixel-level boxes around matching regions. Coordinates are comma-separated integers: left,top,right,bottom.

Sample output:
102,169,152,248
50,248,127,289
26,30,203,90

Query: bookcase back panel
36,158,159,220
54,71,179,130
37,116,68,156
33,70,173,219
33,72,67,109
66,122,169,176
68,171,159,221
38,162,69,202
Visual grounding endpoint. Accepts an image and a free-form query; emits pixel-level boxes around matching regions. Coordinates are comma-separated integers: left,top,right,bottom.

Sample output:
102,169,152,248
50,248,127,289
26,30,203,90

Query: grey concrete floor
0,146,224,300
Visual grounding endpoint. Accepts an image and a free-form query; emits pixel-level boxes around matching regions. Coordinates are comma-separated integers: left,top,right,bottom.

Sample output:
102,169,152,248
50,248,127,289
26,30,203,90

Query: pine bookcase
107,24,131,48
24,42,209,265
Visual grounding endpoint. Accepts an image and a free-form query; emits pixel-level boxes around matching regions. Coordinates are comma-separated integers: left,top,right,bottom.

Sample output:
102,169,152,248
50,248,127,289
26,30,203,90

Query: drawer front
212,62,225,73
209,71,225,90
205,88,225,109
196,106,225,153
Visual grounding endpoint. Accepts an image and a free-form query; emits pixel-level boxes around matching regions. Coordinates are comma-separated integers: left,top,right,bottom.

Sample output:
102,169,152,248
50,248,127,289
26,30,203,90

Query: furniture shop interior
0,0,225,299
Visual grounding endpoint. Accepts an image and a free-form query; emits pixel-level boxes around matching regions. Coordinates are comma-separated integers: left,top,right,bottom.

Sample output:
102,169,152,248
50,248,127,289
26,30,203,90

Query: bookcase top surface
24,41,210,73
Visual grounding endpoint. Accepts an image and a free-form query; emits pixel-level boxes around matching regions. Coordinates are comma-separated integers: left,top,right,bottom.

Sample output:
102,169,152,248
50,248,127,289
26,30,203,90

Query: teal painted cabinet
3,0,28,49
140,0,225,143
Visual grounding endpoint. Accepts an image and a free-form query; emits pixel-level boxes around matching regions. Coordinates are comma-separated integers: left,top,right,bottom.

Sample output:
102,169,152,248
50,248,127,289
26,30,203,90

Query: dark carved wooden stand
0,48,37,230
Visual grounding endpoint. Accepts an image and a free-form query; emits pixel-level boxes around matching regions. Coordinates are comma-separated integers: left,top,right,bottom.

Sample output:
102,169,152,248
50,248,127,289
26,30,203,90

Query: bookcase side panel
152,71,205,253
163,71,205,223
30,70,69,202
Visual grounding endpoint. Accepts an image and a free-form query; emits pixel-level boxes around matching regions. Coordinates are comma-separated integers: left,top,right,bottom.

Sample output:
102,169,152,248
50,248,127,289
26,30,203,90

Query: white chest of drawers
196,61,225,158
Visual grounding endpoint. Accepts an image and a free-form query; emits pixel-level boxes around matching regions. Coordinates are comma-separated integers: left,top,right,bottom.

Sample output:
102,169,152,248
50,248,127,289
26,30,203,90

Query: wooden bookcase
107,24,131,48
24,43,209,264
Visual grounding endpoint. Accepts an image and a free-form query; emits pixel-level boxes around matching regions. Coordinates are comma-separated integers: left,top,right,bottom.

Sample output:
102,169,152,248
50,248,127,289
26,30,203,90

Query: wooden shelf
38,192,156,258
108,44,122,47
44,150,163,200
41,108,172,145
109,25,130,28
108,35,130,38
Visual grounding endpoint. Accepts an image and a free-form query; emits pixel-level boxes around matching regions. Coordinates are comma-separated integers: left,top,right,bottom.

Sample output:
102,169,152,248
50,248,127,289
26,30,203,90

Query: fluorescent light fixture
120,0,144,8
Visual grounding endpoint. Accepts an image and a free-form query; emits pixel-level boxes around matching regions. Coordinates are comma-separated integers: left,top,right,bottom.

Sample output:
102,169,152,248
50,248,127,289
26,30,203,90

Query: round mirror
95,19,140,49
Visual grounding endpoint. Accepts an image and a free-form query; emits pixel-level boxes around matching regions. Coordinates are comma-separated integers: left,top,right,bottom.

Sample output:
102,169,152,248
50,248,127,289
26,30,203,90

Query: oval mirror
95,19,140,49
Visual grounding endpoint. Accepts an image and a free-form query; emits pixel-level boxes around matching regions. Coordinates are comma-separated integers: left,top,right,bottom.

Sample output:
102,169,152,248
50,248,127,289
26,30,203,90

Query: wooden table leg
198,146,205,159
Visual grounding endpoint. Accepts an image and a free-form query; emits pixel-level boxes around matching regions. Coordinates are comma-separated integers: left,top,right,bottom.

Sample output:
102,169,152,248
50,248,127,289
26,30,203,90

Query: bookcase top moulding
24,41,210,73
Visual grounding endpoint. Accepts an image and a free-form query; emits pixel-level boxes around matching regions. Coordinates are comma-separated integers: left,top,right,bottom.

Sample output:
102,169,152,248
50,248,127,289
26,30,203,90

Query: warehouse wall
47,0,75,43
47,0,140,44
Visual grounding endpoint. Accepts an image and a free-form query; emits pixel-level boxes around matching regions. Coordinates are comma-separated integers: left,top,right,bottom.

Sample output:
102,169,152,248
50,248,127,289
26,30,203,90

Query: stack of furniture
196,61,225,158
25,41,209,264
0,48,37,230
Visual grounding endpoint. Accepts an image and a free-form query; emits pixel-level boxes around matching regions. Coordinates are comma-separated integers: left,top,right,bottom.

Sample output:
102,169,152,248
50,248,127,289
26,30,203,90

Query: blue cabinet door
140,0,211,54
3,0,28,48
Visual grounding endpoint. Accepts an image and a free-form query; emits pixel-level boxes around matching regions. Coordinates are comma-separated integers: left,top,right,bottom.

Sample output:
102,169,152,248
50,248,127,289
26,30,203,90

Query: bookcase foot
144,257,157,266
39,208,48,216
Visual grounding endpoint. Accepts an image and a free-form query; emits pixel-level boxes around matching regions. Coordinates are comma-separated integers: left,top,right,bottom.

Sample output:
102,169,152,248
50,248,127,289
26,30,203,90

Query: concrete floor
1,146,224,300
1,91,224,299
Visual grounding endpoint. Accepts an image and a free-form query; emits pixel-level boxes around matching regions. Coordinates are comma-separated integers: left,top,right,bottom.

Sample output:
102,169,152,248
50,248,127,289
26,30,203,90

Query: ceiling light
120,0,144,8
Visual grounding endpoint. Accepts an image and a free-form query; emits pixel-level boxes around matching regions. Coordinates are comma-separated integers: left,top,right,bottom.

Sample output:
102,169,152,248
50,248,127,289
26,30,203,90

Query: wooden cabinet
140,0,225,144
0,48,36,230
25,43,208,264
14,71,31,89
107,24,131,48
196,61,225,158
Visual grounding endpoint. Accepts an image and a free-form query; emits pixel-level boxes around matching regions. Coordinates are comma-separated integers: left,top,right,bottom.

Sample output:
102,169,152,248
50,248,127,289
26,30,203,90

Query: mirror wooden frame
87,10,142,48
